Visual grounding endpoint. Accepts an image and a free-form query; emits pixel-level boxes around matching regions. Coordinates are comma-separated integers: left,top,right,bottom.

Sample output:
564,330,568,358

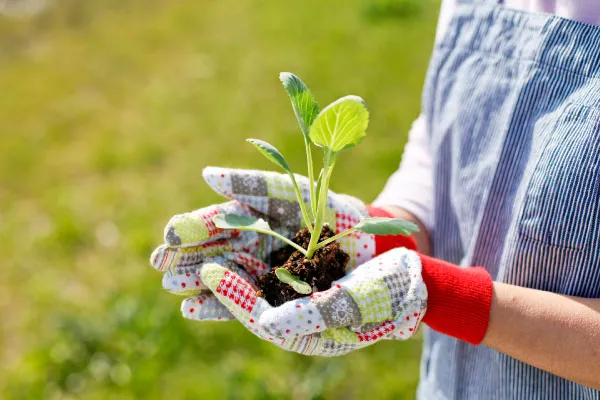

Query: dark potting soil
256,225,350,307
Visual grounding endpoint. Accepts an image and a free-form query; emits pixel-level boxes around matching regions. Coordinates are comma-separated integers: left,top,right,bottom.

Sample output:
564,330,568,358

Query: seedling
213,72,418,301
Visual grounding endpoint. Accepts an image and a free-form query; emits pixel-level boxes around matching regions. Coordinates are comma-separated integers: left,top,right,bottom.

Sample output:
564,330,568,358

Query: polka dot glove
150,167,377,322
199,247,427,356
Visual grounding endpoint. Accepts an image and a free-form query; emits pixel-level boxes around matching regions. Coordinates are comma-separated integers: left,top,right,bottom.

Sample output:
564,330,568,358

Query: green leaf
309,95,369,153
279,72,320,139
354,217,419,235
274,268,312,294
213,213,271,231
246,139,292,174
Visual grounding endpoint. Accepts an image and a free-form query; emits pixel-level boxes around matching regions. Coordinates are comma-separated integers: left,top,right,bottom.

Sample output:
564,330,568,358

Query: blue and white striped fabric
419,0,600,398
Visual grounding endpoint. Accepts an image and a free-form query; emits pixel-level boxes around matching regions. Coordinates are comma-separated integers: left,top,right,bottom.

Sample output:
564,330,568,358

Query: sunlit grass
0,0,439,398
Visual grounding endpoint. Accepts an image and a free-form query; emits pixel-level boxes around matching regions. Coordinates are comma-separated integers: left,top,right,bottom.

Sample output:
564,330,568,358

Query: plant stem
306,152,335,258
305,139,317,218
289,173,314,233
314,227,357,250
243,227,308,255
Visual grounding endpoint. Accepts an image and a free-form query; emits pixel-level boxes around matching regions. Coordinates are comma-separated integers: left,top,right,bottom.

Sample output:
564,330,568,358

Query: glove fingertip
164,213,211,246
161,268,208,294
199,262,228,291
202,166,233,198
151,245,178,272
164,223,182,246
181,295,235,321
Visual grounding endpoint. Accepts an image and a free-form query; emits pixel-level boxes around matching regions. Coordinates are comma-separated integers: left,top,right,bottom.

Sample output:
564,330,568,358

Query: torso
420,2,600,398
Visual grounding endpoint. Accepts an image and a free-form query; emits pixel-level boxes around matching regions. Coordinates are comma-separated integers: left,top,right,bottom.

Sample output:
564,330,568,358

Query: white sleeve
435,0,458,43
371,0,457,234
371,115,434,233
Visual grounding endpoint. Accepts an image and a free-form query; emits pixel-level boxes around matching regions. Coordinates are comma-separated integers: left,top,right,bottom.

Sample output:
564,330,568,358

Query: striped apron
419,0,600,398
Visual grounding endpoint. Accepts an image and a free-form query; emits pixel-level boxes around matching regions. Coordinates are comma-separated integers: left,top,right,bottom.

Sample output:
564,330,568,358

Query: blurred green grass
0,0,439,398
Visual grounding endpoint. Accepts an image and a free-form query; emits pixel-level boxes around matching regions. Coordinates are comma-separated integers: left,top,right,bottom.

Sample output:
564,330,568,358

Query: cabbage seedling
213,72,418,295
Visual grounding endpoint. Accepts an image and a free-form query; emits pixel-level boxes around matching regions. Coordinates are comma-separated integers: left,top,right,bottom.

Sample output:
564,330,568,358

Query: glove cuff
419,255,493,345
365,205,492,345
366,206,418,254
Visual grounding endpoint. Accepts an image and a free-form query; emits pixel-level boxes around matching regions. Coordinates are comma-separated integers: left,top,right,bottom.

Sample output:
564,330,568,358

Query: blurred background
0,0,440,398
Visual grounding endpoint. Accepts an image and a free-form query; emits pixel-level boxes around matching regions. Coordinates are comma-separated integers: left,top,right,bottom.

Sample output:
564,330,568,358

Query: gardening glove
151,167,494,351
150,167,378,321
198,247,427,356
199,245,495,355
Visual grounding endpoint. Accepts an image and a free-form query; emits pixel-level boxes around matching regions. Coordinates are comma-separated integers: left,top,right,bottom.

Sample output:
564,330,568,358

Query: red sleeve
367,206,493,345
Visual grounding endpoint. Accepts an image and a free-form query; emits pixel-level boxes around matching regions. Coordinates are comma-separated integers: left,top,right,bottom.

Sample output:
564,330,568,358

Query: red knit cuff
366,206,492,344
419,255,493,345
366,206,418,254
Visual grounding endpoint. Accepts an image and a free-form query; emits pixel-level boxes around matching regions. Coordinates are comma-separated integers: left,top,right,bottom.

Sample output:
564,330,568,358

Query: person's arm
378,206,600,389
484,283,600,390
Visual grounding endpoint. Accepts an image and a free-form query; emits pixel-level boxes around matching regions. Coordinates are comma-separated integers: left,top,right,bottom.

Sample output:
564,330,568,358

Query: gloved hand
151,167,494,352
199,247,427,356
150,167,377,322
